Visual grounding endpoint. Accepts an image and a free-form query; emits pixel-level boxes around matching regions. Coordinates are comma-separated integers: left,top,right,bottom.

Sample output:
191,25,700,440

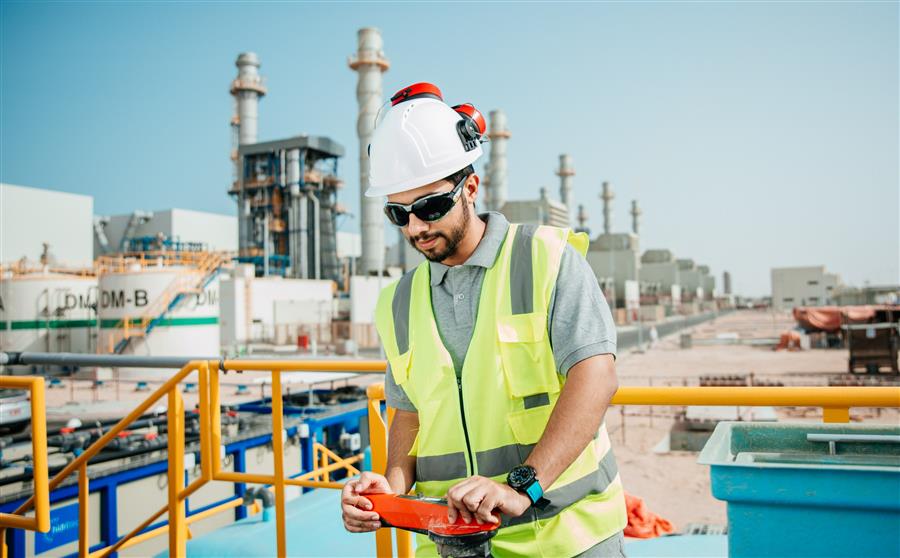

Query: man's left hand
445,476,531,525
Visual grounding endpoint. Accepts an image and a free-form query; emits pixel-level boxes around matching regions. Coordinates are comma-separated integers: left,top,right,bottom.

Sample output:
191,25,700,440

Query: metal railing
2,356,899,558
0,358,384,558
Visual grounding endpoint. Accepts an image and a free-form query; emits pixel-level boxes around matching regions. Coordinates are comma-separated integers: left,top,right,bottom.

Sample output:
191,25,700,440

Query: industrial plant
0,22,897,558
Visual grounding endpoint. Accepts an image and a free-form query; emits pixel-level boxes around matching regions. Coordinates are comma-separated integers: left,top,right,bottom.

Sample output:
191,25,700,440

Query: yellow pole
30,377,50,533
78,464,89,558
365,384,393,557
209,362,223,477
167,388,187,557
823,407,851,423
198,361,211,481
270,371,288,557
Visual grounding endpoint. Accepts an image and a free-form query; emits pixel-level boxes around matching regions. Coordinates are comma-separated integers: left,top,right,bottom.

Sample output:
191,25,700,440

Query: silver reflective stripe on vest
476,443,536,478
416,452,468,482
392,269,416,354
509,224,537,315
523,392,550,409
505,449,620,527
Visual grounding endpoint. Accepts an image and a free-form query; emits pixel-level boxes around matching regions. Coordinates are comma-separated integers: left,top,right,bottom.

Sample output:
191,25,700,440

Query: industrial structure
771,265,842,310
229,54,347,283
484,110,510,212
349,28,390,276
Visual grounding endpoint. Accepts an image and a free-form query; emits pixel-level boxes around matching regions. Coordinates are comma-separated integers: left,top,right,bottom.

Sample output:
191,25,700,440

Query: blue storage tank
699,422,900,558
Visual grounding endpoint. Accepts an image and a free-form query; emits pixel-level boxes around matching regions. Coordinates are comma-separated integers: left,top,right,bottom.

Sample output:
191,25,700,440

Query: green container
698,422,900,558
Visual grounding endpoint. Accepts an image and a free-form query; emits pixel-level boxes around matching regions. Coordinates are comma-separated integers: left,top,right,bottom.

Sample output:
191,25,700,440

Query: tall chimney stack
349,28,390,275
600,181,614,235
486,110,510,211
231,53,266,146
556,154,575,226
630,199,642,236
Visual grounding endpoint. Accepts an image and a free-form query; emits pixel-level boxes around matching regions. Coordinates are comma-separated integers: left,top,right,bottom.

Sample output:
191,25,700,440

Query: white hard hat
366,83,485,198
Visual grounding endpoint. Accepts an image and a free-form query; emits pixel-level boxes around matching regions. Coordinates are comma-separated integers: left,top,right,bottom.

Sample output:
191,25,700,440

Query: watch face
509,465,535,488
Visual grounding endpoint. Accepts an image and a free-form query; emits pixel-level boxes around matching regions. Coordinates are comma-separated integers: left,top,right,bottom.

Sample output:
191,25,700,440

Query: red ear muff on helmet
390,82,443,106
452,103,486,152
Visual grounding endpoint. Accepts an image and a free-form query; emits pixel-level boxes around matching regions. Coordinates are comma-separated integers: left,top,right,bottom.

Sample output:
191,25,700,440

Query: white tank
0,272,98,354
98,267,220,377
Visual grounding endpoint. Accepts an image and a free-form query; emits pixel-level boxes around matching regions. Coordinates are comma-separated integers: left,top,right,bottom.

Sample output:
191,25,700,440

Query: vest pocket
387,348,412,386
507,404,553,446
497,313,560,398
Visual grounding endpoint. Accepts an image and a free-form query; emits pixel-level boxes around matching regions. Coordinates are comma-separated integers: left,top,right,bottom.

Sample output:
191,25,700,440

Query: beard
407,205,470,262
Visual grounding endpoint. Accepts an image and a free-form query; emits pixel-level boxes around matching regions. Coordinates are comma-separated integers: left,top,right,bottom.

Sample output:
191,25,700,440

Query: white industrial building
1,183,94,267
94,208,238,256
771,266,842,310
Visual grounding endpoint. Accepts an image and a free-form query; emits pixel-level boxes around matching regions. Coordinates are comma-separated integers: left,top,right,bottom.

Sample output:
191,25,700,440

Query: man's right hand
341,472,394,533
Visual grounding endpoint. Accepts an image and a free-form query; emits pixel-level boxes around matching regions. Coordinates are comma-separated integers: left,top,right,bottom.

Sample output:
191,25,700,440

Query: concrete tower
576,204,590,234
486,110,511,211
601,181,614,235
230,53,267,146
556,154,575,226
349,28,390,275
630,200,642,236
723,270,732,295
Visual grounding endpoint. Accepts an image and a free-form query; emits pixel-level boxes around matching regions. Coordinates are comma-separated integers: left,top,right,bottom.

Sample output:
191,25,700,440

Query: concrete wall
1,183,94,266
771,266,838,310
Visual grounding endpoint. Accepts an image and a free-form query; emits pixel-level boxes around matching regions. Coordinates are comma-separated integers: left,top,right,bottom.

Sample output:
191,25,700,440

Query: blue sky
1,1,897,296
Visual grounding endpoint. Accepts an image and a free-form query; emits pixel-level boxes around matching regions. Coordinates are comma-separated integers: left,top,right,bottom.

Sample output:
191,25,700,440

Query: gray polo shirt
385,212,616,411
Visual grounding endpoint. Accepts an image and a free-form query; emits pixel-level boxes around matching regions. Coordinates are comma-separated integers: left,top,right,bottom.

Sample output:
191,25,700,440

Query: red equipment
365,493,500,558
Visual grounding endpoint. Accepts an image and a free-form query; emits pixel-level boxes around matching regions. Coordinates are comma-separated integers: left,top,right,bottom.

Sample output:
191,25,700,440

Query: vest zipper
456,376,476,476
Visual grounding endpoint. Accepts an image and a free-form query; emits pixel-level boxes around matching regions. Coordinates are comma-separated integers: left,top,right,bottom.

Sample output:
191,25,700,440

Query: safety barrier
2,359,899,558
0,359,384,558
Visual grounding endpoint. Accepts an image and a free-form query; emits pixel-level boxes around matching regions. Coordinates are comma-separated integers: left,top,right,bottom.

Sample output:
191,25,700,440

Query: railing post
167,388,187,556
366,384,394,558
78,464,89,558
270,371,288,557
823,407,850,423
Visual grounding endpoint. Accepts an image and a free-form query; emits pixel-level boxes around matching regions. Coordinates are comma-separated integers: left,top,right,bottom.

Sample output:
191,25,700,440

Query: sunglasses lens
414,196,455,222
384,205,409,227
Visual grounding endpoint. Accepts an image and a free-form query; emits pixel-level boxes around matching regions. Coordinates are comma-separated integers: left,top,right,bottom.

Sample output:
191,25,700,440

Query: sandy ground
605,309,899,531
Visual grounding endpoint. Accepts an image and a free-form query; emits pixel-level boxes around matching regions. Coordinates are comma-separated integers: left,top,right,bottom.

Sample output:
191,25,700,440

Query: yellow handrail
0,376,49,534
4,359,900,558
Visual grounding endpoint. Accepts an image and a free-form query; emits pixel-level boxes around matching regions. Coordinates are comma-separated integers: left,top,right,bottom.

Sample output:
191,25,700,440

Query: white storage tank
97,264,220,376
0,270,98,354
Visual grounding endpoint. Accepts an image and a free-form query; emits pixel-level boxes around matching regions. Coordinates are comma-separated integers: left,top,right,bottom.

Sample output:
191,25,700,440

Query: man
341,83,627,557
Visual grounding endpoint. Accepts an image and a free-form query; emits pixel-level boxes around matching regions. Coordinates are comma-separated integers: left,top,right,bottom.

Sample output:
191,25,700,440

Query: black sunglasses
384,175,466,227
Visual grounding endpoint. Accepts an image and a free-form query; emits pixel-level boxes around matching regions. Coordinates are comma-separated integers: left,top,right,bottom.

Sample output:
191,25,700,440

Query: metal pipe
309,193,321,279
556,154,575,226
349,28,390,276
2,352,219,368
486,110,510,211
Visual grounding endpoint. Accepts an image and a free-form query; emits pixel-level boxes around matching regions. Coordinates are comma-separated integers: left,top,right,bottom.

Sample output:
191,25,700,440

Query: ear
465,174,480,205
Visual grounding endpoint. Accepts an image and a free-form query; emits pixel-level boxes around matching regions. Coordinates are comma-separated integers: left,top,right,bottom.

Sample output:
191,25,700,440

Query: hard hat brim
364,146,482,198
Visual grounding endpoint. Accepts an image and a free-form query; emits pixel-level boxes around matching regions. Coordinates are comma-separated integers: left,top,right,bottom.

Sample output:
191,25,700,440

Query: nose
406,213,429,236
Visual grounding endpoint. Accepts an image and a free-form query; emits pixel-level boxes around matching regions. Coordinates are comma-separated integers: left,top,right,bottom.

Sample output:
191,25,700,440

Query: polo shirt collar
429,211,510,286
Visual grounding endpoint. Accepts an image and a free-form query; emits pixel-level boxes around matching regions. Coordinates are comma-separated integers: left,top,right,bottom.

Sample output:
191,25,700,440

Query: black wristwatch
507,465,550,510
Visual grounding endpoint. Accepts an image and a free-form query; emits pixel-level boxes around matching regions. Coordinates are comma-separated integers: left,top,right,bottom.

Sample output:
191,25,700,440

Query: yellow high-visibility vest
375,223,627,558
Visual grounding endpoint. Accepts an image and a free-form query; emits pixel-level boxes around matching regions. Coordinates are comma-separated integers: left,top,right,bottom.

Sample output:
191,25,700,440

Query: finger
448,484,479,524
342,504,380,522
462,487,488,524
476,494,501,524
344,517,382,532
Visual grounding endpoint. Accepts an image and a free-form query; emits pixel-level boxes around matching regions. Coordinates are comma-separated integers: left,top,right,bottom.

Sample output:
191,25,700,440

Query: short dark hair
443,164,475,186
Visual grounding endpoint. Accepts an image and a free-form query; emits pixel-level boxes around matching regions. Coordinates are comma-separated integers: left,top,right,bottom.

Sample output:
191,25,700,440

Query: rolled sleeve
385,363,417,411
550,244,618,376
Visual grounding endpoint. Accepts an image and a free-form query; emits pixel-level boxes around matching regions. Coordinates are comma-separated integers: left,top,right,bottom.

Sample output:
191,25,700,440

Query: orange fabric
792,305,897,333
775,330,803,351
623,492,675,539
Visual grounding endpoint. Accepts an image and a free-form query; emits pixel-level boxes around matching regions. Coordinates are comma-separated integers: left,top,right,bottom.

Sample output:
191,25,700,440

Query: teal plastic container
698,422,900,558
